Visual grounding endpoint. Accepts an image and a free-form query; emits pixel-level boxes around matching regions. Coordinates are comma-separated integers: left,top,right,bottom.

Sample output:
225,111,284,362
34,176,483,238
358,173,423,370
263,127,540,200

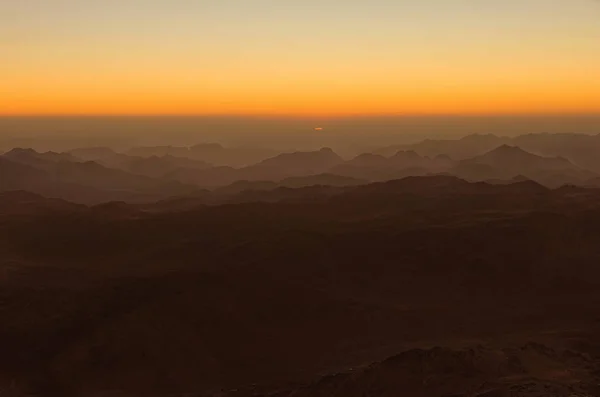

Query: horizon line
2,111,600,120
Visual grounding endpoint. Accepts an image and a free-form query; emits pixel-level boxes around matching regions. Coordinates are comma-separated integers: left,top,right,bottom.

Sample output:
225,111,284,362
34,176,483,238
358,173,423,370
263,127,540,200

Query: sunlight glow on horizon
2,0,600,117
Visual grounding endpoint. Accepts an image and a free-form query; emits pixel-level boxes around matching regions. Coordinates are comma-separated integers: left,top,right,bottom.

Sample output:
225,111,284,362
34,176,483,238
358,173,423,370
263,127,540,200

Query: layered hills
3,134,600,205
3,134,600,395
2,176,600,395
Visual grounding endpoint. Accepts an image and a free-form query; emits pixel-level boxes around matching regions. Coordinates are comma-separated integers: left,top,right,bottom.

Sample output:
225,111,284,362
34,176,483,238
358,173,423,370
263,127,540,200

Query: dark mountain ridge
2,176,600,395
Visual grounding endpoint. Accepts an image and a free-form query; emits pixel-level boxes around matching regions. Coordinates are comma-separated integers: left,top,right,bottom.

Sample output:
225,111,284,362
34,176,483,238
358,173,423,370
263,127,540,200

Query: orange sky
2,0,600,117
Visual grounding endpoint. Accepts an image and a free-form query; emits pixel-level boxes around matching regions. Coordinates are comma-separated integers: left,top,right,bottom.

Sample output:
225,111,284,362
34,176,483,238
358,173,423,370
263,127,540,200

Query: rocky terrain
1,176,600,395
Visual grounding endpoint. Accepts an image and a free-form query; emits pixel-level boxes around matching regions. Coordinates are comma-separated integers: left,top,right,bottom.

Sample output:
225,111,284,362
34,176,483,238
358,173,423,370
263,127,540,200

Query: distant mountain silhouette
332,150,453,181
127,145,190,158
375,134,509,159
0,150,196,204
46,160,177,191
453,145,595,186
512,132,600,172
344,153,389,167
376,132,600,173
126,143,277,167
68,147,212,177
470,144,572,168
3,142,599,198
3,147,81,167
169,148,346,188
388,150,430,167
0,157,48,190
241,147,344,179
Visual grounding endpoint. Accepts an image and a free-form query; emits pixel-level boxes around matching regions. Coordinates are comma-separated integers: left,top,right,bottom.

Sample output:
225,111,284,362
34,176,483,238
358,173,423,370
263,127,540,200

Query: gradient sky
2,0,600,116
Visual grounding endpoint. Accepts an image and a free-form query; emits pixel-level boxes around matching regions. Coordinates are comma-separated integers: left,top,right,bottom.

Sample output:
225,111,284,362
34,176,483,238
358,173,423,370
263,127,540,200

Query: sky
1,0,600,117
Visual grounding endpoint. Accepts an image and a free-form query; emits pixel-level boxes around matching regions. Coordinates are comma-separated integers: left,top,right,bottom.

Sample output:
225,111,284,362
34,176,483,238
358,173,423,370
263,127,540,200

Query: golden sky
2,0,600,116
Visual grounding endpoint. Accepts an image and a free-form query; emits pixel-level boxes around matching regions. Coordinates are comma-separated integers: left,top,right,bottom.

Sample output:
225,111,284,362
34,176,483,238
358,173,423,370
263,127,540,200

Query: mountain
212,174,364,196
69,147,213,176
388,150,431,168
0,157,49,190
344,153,389,168
2,177,600,395
270,342,600,397
168,148,346,188
280,173,366,188
453,145,595,186
375,132,600,173
469,145,573,169
213,180,279,195
3,148,81,167
45,160,174,191
0,156,130,204
332,150,454,181
484,174,533,185
512,132,600,172
0,190,85,216
4,143,598,198
375,134,510,159
127,144,277,167
67,147,137,170
583,176,600,188
127,145,190,158
241,147,344,180
0,150,197,204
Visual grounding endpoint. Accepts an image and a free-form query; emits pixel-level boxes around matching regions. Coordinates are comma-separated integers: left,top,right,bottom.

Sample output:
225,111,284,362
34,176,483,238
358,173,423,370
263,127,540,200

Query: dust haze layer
2,115,600,154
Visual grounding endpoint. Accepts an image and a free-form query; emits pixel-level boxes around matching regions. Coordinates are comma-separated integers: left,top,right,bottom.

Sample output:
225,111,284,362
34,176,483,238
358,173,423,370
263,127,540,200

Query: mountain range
375,132,600,172
4,134,600,204
2,176,600,395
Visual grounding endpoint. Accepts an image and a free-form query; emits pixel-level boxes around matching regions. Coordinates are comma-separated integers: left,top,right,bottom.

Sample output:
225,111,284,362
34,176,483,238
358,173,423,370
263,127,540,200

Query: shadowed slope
2,177,600,395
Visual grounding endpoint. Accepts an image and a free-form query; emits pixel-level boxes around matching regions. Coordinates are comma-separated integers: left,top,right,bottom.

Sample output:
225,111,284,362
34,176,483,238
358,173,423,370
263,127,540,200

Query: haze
2,115,600,154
